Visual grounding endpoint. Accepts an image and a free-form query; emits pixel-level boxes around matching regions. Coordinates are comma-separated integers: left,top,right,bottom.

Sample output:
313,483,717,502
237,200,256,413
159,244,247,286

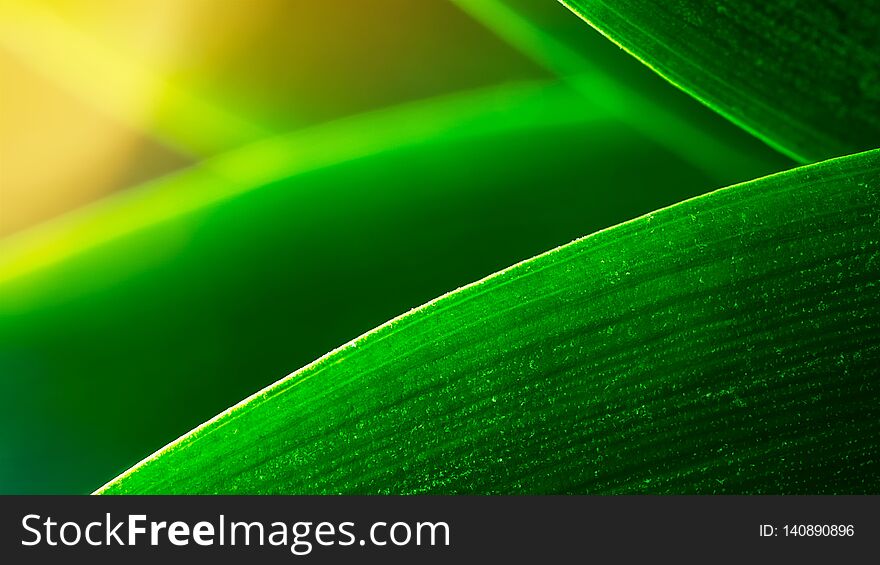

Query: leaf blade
4,79,753,494
561,0,880,162
99,149,880,495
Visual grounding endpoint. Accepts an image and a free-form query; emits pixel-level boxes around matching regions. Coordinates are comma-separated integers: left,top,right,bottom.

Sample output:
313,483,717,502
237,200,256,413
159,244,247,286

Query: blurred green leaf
99,149,880,494
561,0,880,162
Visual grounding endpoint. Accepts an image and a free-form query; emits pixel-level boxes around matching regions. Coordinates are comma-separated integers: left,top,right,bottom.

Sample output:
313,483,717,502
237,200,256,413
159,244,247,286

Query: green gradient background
0,0,792,493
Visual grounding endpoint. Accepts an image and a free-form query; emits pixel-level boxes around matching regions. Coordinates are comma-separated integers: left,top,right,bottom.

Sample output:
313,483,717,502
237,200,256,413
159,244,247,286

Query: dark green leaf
561,0,880,162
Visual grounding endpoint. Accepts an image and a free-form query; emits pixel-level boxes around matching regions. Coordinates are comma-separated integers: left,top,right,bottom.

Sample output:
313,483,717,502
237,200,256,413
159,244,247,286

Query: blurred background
0,0,793,493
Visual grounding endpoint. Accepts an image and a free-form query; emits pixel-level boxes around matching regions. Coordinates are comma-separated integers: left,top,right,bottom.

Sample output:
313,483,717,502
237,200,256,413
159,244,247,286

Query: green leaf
560,0,880,163
4,79,775,494
98,148,880,495
454,0,794,182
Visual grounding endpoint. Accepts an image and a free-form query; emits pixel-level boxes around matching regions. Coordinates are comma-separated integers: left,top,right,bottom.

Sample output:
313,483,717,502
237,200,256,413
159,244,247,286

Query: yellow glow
0,1,266,157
